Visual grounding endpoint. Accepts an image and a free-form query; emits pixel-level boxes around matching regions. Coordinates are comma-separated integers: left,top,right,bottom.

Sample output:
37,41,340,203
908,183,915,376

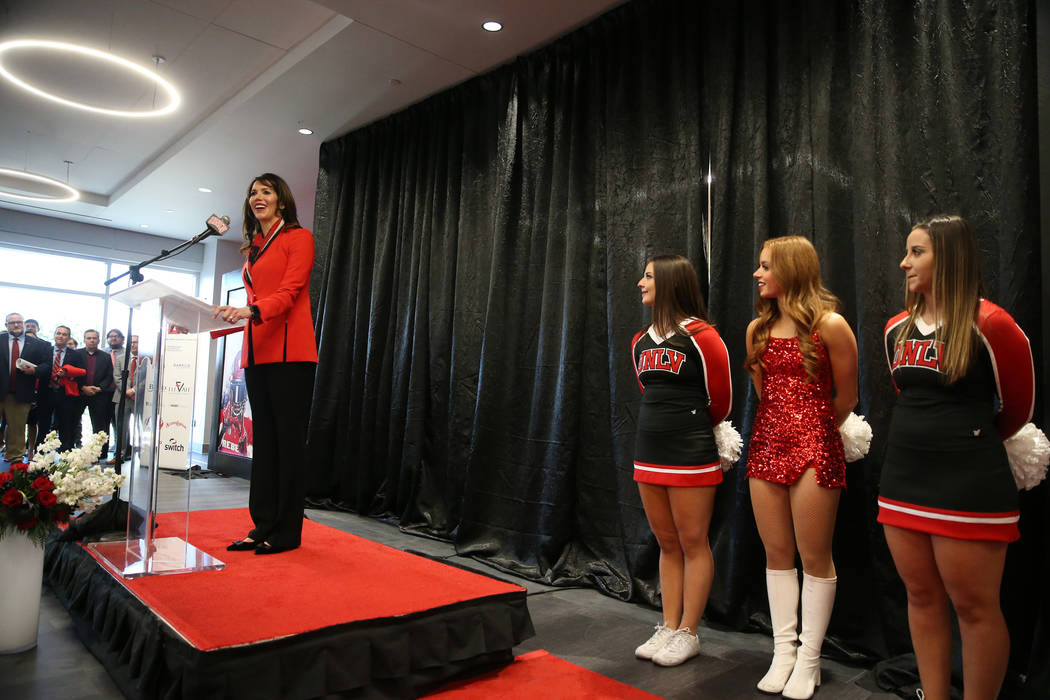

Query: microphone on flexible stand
196,214,231,240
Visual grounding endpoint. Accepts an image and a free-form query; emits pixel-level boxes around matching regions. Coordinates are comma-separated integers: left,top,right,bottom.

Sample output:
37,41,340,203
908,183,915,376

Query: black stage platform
44,541,535,699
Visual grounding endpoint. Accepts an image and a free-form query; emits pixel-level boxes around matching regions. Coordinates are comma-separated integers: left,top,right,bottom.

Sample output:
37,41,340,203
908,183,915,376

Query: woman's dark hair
648,254,710,337
240,172,299,252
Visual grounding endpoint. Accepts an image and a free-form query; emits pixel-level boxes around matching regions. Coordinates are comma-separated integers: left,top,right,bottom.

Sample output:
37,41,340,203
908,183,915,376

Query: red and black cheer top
878,299,1034,541
630,319,732,487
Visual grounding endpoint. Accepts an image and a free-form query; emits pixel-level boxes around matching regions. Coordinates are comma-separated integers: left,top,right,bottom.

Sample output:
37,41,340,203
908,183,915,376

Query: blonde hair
745,236,841,382
895,215,982,383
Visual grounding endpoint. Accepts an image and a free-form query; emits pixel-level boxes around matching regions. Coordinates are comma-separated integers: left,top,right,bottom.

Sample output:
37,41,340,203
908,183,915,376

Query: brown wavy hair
646,254,710,337
894,215,982,383
744,236,841,382
240,173,300,253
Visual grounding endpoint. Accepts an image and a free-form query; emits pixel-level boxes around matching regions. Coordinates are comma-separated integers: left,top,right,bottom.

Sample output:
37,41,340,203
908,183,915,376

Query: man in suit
0,313,52,464
78,329,116,457
107,332,138,464
40,325,86,452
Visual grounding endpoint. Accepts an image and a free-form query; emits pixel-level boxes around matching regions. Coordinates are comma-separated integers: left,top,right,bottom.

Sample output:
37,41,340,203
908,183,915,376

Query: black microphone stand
103,228,220,474
59,227,223,542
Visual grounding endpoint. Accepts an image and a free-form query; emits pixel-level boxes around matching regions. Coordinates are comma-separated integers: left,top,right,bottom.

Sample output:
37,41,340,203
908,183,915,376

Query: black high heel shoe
254,542,298,555
227,538,257,551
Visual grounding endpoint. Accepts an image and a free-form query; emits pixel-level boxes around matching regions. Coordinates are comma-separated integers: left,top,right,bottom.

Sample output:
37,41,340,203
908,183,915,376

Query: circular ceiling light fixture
482,21,503,32
0,39,181,117
0,167,80,202
298,127,313,135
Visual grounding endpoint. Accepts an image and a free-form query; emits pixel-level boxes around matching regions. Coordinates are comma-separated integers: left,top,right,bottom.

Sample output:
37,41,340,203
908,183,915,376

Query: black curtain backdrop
306,0,1047,693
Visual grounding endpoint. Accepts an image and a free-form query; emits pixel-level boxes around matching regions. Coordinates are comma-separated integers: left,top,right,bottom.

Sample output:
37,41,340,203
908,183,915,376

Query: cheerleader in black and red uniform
630,255,732,667
880,215,1035,700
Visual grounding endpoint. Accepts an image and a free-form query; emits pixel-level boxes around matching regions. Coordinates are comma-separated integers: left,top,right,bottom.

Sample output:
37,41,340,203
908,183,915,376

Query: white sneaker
634,623,675,660
652,628,701,666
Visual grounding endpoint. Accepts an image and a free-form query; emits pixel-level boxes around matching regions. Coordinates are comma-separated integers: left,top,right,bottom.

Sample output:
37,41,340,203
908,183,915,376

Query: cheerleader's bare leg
639,483,685,630
666,485,716,633
750,478,799,692
933,536,1009,700
884,526,952,700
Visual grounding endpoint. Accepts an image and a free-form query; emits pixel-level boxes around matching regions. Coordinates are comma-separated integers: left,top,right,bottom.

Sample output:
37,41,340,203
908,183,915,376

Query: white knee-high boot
757,568,799,693
782,572,837,700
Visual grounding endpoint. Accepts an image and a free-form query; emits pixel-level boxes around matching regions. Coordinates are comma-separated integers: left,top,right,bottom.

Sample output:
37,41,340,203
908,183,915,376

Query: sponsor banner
159,334,197,469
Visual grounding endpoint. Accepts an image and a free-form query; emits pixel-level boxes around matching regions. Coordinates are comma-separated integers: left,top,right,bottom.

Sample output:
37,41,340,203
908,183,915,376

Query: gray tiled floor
1,470,898,700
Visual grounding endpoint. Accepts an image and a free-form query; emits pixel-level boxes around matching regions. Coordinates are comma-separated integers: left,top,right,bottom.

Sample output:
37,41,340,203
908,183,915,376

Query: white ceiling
0,0,625,239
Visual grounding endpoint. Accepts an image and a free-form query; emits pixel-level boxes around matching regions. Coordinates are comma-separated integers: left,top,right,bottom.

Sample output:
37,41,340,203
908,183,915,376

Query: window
0,245,198,343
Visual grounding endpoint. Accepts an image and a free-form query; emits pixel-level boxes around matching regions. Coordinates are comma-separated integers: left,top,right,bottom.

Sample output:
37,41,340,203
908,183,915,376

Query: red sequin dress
747,334,846,488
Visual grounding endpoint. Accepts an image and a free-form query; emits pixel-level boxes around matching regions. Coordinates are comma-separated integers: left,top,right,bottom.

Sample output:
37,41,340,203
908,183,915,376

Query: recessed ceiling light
140,224,149,228
198,187,212,193
298,127,313,135
0,167,80,202
482,21,502,32
164,209,175,213
0,39,181,118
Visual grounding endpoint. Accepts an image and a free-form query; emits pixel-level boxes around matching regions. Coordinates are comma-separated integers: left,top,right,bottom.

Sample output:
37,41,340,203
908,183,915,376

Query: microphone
202,214,231,238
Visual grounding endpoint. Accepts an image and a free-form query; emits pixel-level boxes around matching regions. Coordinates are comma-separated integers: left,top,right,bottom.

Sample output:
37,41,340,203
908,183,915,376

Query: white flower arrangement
0,431,126,545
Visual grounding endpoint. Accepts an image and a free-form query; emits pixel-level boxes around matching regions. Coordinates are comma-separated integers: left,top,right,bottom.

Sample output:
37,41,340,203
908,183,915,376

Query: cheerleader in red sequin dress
744,236,858,700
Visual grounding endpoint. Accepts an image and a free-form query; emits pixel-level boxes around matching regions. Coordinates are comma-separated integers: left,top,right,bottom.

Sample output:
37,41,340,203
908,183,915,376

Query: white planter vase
0,534,45,654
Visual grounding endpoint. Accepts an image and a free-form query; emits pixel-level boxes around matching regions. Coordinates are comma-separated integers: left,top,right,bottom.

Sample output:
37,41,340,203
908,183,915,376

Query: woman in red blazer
215,173,318,555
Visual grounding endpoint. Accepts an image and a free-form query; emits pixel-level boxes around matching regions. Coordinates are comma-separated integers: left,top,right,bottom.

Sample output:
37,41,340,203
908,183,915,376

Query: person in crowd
1,313,52,464
109,333,138,463
105,329,126,463
745,236,858,700
22,317,44,457
77,329,116,457
65,336,83,445
879,215,1034,700
215,172,318,555
630,255,732,667
41,326,85,452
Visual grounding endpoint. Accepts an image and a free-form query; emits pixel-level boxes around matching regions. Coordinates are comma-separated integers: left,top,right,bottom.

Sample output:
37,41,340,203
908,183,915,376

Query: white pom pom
838,413,872,463
714,420,743,471
1004,423,1050,491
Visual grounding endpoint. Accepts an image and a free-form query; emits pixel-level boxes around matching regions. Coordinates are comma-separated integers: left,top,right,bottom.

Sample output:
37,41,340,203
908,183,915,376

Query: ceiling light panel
0,167,80,202
0,40,181,117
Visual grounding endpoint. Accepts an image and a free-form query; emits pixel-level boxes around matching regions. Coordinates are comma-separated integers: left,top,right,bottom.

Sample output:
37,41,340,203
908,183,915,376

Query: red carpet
427,650,663,699
86,508,524,650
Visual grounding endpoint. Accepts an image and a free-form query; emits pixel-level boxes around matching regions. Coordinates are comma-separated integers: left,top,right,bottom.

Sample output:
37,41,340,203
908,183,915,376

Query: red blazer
55,364,87,397
240,223,318,367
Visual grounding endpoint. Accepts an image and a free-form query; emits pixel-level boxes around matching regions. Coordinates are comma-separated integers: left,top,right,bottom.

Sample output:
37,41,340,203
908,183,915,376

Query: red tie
129,356,137,388
9,337,18,387
51,348,61,388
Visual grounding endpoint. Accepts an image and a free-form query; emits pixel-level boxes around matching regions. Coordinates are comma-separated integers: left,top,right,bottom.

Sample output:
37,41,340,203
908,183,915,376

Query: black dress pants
244,361,315,548
40,389,80,452
81,394,111,454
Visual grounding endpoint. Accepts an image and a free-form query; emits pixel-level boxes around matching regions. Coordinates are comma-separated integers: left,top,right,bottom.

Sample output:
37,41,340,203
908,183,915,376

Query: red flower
12,462,28,472
0,471,12,488
16,517,38,531
1,489,23,507
31,476,54,491
37,491,58,508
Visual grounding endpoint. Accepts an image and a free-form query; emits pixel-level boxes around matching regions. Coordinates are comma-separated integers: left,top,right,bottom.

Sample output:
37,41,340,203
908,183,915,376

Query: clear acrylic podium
88,280,240,578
